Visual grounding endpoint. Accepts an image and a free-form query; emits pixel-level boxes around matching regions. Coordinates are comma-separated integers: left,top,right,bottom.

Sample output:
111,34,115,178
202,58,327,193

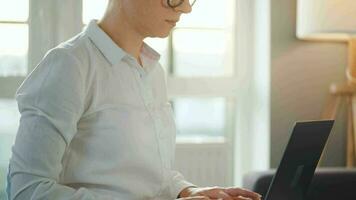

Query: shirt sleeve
169,170,197,199
7,48,116,200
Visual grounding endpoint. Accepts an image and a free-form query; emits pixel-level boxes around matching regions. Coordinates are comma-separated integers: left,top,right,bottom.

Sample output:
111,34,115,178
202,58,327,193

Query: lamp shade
297,0,356,41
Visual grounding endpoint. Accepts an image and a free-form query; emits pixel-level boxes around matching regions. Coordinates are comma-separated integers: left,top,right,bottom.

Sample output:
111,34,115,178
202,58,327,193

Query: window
0,0,29,77
82,0,108,25
0,0,29,197
172,0,233,77
173,98,226,140
167,0,235,140
0,0,28,161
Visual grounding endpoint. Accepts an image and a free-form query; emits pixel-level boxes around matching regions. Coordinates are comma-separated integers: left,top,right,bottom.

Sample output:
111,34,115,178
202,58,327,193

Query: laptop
264,120,334,200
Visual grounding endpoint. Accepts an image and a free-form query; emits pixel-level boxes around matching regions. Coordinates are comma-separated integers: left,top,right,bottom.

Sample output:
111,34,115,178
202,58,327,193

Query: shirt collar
141,42,161,62
85,20,161,67
85,20,126,66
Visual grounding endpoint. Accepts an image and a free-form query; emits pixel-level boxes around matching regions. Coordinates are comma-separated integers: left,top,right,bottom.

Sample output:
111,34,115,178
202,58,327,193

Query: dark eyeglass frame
167,0,197,8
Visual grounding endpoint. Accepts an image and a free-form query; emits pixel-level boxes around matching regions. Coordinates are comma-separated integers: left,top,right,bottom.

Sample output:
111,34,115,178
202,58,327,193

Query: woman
7,0,262,199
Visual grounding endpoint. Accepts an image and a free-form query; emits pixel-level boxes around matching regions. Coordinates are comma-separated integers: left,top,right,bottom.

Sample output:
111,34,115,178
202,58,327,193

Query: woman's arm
169,170,197,199
7,49,115,200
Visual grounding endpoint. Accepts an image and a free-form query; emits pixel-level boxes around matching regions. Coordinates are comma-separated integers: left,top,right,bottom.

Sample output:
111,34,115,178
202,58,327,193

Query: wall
270,0,348,167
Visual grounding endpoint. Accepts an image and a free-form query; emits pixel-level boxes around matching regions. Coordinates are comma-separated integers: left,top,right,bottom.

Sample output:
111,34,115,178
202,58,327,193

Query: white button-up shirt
7,20,195,200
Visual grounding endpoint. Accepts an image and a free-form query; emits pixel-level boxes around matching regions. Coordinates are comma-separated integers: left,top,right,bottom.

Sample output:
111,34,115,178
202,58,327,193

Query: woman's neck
98,4,144,66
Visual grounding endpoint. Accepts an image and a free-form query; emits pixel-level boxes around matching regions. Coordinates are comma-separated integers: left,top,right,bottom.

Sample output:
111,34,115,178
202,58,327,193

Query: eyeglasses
167,0,197,8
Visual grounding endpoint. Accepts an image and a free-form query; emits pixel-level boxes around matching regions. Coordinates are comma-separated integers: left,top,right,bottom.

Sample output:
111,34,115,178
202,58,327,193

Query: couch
243,168,356,200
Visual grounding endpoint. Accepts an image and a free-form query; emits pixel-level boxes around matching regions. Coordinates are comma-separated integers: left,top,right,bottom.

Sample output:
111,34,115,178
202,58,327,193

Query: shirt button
137,70,144,78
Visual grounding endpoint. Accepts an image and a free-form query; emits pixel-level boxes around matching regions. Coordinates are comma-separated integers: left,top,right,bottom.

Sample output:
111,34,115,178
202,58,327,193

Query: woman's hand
179,186,262,200
177,196,211,200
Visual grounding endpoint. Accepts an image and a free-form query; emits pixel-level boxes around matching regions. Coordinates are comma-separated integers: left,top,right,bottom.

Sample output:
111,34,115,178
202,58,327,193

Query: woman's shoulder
49,33,92,67
19,33,95,93
38,32,100,81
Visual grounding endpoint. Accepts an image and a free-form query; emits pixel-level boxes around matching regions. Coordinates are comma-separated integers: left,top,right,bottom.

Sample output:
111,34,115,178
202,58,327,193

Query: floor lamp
297,0,356,167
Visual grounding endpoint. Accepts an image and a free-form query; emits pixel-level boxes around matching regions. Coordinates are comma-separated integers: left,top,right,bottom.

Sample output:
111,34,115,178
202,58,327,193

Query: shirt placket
127,56,171,196
136,64,170,164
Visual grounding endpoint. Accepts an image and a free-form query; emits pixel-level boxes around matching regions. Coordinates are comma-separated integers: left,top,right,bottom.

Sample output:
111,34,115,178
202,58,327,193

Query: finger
224,188,262,200
177,196,211,200
212,196,252,200
232,197,252,200
224,187,261,198
213,190,234,200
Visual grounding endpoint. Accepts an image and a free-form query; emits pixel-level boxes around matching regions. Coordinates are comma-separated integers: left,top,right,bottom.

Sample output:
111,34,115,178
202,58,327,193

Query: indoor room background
0,0,348,199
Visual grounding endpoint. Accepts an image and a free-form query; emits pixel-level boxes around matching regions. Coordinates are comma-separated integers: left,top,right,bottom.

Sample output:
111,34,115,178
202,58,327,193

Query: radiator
174,142,232,187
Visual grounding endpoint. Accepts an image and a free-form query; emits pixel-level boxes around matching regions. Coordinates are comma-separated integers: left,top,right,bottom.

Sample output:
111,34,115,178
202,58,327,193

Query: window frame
0,0,83,98
165,0,238,187
166,0,238,143
0,17,28,98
